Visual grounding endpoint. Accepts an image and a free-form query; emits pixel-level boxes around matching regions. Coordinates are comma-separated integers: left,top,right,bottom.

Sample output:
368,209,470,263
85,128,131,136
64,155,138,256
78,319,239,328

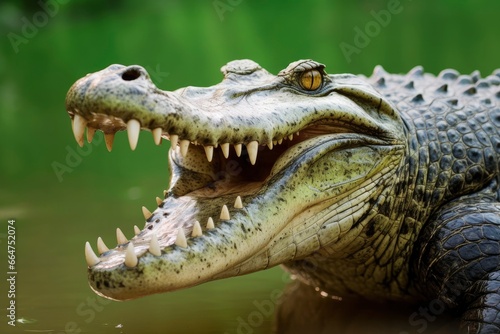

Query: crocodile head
66,59,406,300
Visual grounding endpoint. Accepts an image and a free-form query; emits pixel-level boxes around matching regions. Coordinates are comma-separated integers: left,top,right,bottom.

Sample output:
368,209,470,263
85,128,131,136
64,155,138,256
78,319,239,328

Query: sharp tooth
73,114,87,147
204,146,214,162
142,206,152,219
156,197,163,205
85,241,100,267
221,143,230,158
105,133,115,152
96,237,109,254
149,233,161,256
124,242,138,267
246,141,258,165
214,143,219,148
234,196,243,209
191,221,202,237
87,127,96,143
152,127,162,145
134,225,141,235
273,140,277,145
116,228,128,244
234,144,242,157
296,131,300,136
170,134,179,149
206,217,215,229
267,142,273,150
278,138,283,145
288,134,293,141
127,119,141,150
175,228,187,248
180,140,190,156
220,205,230,220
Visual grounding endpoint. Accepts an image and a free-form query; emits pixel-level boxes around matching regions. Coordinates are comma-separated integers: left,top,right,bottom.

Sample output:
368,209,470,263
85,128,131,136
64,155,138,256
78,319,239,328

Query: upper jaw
66,62,403,153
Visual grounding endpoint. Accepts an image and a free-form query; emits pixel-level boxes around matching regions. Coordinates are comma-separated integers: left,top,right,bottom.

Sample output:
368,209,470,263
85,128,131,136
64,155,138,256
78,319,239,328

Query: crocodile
65,59,500,333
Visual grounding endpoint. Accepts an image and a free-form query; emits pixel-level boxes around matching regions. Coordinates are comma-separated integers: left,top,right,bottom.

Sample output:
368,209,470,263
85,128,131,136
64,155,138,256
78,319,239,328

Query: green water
1,0,499,333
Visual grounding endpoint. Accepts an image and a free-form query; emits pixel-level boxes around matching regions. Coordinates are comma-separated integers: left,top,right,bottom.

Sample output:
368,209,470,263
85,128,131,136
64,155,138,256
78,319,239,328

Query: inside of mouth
172,124,343,199
186,140,291,194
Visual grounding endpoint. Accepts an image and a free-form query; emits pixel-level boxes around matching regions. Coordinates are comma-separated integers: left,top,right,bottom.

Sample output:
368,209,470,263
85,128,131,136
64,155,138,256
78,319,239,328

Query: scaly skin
66,60,500,333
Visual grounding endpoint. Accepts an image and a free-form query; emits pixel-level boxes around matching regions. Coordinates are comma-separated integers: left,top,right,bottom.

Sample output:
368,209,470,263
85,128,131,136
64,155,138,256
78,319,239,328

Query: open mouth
72,112,362,241
66,59,404,300
167,123,363,196
71,109,373,209
74,112,386,293
74,112,367,279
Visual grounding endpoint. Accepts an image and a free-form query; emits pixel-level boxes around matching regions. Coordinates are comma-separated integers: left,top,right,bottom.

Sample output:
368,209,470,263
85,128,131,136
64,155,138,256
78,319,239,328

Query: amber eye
299,69,322,91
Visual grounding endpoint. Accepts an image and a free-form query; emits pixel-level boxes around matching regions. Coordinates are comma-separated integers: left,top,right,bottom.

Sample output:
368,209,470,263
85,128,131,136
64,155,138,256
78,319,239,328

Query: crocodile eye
299,69,322,91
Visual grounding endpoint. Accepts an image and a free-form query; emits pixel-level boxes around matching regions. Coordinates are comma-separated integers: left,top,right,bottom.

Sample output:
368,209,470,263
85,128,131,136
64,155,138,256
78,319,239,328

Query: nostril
122,68,142,81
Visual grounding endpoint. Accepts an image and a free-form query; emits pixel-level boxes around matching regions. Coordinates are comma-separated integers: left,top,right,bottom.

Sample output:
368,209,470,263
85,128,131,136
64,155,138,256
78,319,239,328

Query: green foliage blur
1,0,499,185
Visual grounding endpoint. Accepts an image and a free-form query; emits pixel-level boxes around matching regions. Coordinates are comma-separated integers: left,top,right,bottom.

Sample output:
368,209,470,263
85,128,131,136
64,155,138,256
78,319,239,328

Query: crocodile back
367,67,500,215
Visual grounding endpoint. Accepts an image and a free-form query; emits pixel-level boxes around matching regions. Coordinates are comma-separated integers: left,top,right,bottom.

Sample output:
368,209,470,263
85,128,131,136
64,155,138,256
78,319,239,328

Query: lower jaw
87,134,388,299
87,195,278,300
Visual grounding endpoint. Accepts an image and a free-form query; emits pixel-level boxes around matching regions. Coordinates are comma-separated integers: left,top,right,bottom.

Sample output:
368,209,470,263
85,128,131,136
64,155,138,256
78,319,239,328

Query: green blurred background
0,0,499,333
